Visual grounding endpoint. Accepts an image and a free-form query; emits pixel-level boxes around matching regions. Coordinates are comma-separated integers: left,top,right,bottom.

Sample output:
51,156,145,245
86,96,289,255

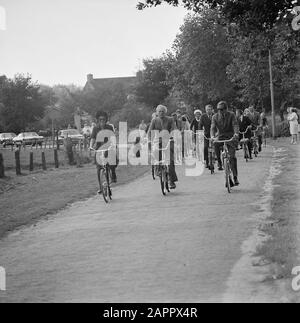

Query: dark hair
182,117,187,121
217,101,228,110
95,110,108,121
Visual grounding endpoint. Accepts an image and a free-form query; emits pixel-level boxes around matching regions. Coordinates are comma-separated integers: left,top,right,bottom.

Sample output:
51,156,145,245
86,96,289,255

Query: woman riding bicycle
147,105,178,190
90,110,117,194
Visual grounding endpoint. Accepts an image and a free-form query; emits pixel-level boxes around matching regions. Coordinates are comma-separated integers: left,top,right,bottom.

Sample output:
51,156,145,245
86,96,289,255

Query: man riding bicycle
211,101,240,186
147,105,178,190
90,110,117,194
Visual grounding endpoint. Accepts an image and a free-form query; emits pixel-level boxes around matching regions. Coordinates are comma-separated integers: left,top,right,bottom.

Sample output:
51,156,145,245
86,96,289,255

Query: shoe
218,165,224,171
169,182,176,189
259,147,262,152
234,177,240,186
97,189,103,194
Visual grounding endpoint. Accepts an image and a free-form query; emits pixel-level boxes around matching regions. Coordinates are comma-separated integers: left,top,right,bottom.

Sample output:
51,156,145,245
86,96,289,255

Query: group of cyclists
89,101,268,196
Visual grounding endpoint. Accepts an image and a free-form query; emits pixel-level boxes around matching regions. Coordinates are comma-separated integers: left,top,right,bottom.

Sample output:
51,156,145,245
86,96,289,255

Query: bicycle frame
213,137,235,193
239,126,251,162
91,147,113,203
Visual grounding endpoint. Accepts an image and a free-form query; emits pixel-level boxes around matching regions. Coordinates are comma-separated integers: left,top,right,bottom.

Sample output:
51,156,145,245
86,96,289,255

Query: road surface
0,146,276,302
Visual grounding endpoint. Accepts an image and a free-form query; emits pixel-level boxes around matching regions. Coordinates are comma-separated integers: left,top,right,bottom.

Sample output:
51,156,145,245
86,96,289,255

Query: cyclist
236,108,253,159
90,110,117,194
249,105,262,152
199,105,214,169
211,101,240,186
147,104,178,189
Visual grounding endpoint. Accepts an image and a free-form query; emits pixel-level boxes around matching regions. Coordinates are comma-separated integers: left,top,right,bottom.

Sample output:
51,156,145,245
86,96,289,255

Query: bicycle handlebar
212,136,236,144
239,126,252,135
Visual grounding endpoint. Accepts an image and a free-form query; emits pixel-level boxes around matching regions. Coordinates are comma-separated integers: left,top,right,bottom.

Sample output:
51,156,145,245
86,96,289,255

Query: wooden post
269,50,276,139
54,149,59,168
0,153,5,178
29,152,34,171
42,152,47,170
15,150,21,175
65,138,74,165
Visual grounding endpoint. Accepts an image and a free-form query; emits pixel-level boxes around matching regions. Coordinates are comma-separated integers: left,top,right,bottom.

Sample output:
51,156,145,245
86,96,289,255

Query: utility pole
269,49,276,139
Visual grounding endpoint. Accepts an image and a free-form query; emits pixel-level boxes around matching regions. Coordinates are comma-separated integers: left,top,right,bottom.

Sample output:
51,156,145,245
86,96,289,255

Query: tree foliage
0,74,47,133
170,10,235,107
137,0,297,32
227,23,300,109
134,55,174,107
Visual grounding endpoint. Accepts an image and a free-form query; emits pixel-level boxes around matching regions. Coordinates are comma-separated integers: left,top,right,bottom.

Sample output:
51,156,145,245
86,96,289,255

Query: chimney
87,74,93,82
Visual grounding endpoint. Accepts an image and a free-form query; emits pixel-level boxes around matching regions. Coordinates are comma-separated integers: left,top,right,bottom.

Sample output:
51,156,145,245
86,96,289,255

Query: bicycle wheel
160,166,168,196
107,168,112,200
209,151,215,174
254,143,258,157
243,143,249,162
165,169,170,193
152,165,155,180
225,159,232,193
99,168,109,203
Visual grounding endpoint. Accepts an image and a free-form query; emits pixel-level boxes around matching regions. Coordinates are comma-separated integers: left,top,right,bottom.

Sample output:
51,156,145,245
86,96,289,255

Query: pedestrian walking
287,107,298,144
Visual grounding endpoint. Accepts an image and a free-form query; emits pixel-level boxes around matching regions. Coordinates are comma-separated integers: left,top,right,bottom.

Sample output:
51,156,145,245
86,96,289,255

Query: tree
0,74,46,133
227,23,300,110
170,10,235,107
82,82,128,118
134,54,174,107
137,0,297,32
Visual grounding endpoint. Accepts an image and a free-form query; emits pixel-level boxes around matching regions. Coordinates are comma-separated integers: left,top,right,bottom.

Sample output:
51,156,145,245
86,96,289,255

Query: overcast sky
0,0,188,86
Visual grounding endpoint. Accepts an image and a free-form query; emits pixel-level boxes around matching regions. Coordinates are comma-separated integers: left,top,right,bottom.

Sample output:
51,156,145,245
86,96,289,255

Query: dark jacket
199,113,213,138
238,115,252,139
190,118,202,133
211,111,239,140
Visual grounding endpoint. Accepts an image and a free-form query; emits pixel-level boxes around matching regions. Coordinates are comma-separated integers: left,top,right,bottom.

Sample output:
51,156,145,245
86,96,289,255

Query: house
84,74,137,98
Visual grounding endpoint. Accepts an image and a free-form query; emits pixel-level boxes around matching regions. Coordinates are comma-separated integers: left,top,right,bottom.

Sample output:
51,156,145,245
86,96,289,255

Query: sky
0,0,188,86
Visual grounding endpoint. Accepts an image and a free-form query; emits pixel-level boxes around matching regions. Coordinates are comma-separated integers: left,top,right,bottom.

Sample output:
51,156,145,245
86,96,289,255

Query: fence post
54,149,59,168
29,152,34,171
0,153,5,178
15,150,21,175
42,152,47,171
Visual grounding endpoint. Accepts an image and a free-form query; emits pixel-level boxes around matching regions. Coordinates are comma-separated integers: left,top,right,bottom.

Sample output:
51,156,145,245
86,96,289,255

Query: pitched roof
84,75,137,92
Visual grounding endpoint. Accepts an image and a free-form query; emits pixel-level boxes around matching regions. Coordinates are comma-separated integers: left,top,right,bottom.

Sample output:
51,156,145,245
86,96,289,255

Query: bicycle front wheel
160,166,168,196
225,159,232,193
99,168,110,203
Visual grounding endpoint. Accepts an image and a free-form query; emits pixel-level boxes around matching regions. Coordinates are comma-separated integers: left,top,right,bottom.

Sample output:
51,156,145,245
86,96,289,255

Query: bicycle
90,147,113,203
212,137,235,193
239,126,251,162
203,134,216,174
193,131,204,162
251,129,259,158
152,139,172,196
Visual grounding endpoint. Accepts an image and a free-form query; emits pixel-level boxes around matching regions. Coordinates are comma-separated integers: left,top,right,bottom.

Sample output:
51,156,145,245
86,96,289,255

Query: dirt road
0,145,284,302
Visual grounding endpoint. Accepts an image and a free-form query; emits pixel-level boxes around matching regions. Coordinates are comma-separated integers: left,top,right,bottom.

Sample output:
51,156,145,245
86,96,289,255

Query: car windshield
24,132,38,137
1,133,15,138
62,130,80,136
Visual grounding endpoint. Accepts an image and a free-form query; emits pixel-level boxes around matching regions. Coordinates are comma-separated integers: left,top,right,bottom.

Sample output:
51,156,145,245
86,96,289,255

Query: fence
0,141,92,178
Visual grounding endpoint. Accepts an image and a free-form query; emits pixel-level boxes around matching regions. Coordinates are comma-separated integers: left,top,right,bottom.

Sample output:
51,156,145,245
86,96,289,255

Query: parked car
58,129,84,145
0,133,17,147
38,129,52,137
13,132,44,146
